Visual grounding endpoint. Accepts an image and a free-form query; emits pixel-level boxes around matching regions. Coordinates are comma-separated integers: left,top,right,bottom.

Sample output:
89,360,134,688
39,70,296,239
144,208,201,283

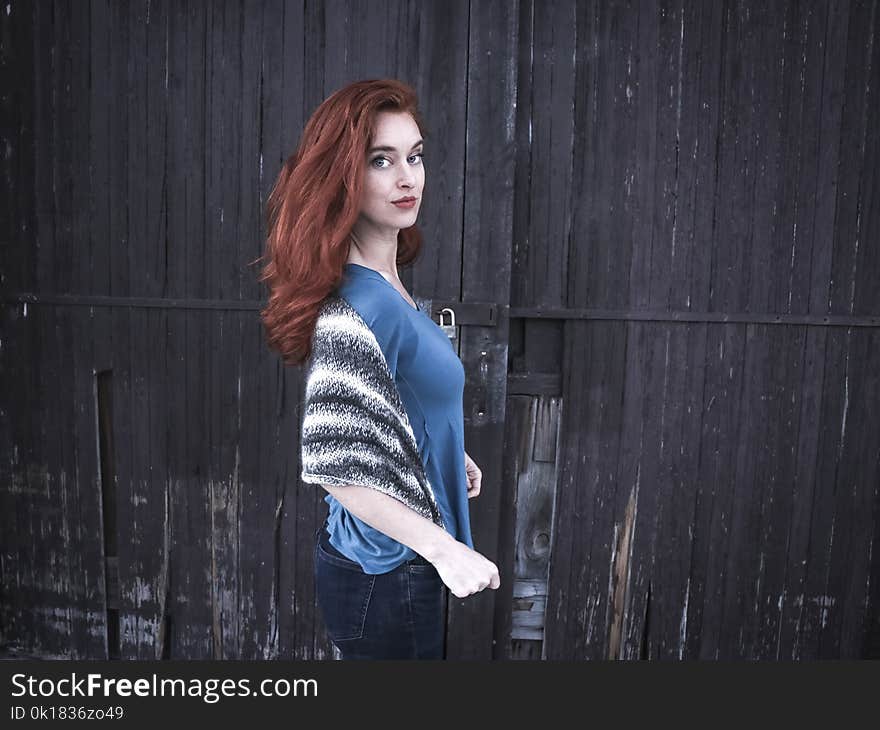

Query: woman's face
358,110,425,235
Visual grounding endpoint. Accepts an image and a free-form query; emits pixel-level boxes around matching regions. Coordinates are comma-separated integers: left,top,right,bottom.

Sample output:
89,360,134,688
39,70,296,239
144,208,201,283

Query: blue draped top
321,262,474,574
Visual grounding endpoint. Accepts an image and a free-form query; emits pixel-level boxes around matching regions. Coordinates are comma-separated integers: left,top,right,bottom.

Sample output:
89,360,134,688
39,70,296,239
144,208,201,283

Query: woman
258,79,500,660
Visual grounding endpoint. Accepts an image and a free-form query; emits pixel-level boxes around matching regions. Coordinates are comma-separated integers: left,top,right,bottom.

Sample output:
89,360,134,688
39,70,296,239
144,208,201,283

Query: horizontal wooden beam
5,293,264,311
509,306,879,327
5,294,878,328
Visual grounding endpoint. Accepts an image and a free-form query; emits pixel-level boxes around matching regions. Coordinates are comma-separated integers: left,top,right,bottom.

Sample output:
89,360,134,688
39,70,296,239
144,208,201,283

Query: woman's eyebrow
367,139,424,154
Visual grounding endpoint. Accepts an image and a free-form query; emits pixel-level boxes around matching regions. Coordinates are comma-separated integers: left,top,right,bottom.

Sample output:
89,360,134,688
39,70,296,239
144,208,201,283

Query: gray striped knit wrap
299,295,446,529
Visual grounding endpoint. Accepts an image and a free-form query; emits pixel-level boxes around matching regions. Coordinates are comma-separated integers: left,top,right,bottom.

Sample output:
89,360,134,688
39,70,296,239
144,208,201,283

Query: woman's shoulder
329,290,413,372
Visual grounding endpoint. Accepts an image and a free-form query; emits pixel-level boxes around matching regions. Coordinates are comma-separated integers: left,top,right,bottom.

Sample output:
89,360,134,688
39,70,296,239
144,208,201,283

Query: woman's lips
392,198,417,209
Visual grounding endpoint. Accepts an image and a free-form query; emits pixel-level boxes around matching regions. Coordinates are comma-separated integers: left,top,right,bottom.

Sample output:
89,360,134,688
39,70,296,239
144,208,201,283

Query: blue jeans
313,522,445,659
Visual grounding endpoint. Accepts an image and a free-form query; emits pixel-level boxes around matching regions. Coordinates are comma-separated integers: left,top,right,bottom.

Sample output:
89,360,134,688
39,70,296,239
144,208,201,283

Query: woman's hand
464,450,482,499
430,539,500,598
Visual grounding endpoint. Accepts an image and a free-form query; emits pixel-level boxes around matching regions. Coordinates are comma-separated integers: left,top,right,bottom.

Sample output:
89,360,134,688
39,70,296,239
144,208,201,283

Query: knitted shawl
299,294,446,529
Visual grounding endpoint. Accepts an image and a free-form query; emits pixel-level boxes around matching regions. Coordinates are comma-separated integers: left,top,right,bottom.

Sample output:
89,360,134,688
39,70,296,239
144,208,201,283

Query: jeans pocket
315,545,376,642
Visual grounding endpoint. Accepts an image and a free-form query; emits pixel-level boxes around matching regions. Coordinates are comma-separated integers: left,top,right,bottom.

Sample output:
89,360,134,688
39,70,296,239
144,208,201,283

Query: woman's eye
370,153,424,169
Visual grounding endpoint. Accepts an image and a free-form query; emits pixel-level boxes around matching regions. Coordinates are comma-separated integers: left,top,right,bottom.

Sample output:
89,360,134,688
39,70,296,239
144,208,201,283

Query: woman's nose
399,168,416,187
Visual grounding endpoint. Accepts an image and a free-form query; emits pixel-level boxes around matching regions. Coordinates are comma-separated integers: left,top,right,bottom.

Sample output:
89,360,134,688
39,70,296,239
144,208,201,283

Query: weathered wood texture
510,0,879,660
2,0,878,661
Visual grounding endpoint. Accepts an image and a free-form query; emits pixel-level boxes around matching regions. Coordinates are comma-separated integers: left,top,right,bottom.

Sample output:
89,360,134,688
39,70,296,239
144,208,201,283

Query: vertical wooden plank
559,0,678,660
46,0,74,652
697,1,758,659
769,0,813,316
510,0,534,309
807,1,848,316
261,0,314,660
796,327,849,657
646,322,702,662
89,0,112,309
786,24,854,672
89,1,115,658
752,0,870,632
207,0,233,659
709,1,755,314
773,0,845,660
4,0,63,656
746,1,788,316
753,0,820,661
204,0,242,659
569,0,635,310
0,0,37,653
828,0,875,320
32,0,53,299
103,0,137,658
636,0,702,660
862,331,880,659
494,396,527,658
852,0,879,319
143,0,172,658
668,0,723,660
830,331,880,657
627,0,661,312
164,0,214,660
68,0,108,657
446,0,517,660
778,324,830,660
163,0,188,660
292,0,326,659
2,0,36,293
799,0,873,660
645,0,681,310
252,0,286,642
236,0,275,659
45,0,77,656
30,306,59,656
124,0,155,655
49,0,76,656
685,326,743,660
718,324,772,659
523,0,576,307
114,0,164,659
623,323,671,661
411,0,469,300
667,0,706,315
139,0,174,659
545,318,627,659
22,9,52,585
751,327,805,659
0,306,30,653
544,0,590,659
851,0,880,658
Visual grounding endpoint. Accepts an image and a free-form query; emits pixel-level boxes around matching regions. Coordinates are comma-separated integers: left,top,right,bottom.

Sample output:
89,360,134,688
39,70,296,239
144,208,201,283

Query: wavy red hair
255,79,427,367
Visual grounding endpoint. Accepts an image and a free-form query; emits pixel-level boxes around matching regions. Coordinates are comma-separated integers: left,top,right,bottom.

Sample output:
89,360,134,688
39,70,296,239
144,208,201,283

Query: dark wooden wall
2,0,878,660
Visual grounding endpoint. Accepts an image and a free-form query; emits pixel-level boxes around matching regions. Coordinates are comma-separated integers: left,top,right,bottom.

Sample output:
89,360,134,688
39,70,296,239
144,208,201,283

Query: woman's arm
321,483,454,562
321,484,500,598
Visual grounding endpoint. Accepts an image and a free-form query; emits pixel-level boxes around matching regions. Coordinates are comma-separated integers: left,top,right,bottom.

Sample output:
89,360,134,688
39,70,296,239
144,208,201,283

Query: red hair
255,79,427,367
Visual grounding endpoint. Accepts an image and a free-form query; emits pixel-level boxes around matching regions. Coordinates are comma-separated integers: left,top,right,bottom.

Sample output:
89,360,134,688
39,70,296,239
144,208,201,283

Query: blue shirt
323,262,475,574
